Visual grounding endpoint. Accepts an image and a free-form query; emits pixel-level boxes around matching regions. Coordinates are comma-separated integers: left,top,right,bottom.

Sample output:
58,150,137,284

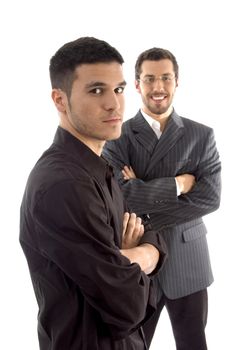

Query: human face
135,59,178,120
54,62,126,155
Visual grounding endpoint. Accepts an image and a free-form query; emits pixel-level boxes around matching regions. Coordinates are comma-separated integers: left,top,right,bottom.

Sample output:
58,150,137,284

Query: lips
103,116,122,123
151,95,166,101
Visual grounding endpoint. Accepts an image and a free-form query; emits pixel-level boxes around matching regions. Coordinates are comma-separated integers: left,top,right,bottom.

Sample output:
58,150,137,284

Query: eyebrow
85,80,127,89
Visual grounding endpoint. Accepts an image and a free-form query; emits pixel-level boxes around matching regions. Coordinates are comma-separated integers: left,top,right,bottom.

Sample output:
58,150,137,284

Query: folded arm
103,128,221,229
120,212,162,275
28,179,166,338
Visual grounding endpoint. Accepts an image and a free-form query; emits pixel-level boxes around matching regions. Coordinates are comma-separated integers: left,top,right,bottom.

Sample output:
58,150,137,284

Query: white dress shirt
141,110,162,139
140,109,181,196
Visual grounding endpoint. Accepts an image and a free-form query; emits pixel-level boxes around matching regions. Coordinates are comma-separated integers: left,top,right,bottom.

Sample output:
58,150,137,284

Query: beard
142,92,173,116
147,104,170,115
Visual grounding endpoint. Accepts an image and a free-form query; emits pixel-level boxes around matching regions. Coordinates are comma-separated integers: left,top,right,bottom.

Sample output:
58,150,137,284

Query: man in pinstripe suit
102,47,221,350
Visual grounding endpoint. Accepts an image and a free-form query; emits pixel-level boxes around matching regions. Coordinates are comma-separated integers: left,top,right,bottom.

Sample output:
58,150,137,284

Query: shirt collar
140,109,161,138
53,126,111,184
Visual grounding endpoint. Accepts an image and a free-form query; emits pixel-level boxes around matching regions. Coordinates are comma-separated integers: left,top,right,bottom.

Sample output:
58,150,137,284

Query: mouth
103,116,122,124
151,95,167,102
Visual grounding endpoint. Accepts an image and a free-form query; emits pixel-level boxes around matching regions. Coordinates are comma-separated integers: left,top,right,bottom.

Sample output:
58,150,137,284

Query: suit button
142,214,150,224
155,200,165,205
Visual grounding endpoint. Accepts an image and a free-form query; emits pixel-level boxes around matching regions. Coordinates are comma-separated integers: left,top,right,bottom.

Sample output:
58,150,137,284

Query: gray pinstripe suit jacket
103,109,221,299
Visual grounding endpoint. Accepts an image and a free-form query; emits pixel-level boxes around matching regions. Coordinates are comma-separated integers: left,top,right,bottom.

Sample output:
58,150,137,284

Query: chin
107,130,122,141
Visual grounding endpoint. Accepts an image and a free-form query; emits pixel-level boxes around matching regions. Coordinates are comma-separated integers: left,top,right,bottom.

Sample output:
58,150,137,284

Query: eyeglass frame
137,74,176,85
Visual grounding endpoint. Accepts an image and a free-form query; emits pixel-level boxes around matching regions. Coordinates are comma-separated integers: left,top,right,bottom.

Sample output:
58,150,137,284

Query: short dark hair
49,36,124,97
135,47,179,80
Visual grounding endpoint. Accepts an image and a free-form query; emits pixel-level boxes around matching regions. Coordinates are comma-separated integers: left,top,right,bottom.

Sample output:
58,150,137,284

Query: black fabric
143,289,208,350
20,126,167,350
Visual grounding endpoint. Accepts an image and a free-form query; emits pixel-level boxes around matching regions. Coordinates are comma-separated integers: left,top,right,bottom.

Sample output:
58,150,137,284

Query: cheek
71,100,92,117
120,96,125,111
170,84,177,94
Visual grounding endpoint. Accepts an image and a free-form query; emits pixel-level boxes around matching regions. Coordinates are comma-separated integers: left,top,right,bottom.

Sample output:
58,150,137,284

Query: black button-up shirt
20,127,166,350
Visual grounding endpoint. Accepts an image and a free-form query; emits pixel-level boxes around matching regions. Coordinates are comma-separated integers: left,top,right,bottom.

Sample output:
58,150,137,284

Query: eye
162,76,170,82
89,87,103,95
115,86,125,94
143,76,155,84
161,75,175,82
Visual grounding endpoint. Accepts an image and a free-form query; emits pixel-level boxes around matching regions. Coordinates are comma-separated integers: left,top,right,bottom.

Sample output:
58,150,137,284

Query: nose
103,91,121,111
153,78,164,93
152,78,164,90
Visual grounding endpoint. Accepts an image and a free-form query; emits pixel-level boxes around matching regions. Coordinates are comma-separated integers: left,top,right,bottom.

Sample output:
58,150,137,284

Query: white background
1,0,232,349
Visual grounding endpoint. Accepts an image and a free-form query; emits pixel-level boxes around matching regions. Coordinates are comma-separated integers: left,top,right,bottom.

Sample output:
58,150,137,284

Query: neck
142,106,173,132
59,119,104,156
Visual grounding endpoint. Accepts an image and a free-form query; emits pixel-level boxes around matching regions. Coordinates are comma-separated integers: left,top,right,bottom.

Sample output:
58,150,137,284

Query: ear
51,89,68,113
175,78,179,88
135,79,141,94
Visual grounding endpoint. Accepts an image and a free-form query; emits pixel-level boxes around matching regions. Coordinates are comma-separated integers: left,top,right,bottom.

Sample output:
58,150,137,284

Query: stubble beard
142,93,173,116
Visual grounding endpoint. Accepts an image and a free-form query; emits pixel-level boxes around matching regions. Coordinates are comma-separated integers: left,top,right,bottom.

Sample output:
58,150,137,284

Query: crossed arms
103,127,221,230
121,212,161,274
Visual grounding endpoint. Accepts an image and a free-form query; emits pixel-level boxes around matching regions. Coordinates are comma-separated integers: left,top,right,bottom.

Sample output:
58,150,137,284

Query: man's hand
122,165,136,180
122,212,144,249
121,244,160,275
175,174,196,194
120,212,160,274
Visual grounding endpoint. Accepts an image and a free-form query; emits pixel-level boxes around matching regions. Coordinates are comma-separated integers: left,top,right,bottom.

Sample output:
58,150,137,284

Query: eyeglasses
138,75,176,85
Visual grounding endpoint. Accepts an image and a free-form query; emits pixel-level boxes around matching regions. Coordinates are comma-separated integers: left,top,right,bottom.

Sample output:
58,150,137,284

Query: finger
128,213,137,231
122,212,130,236
129,166,136,178
132,217,142,238
123,166,133,177
122,167,131,178
125,213,137,237
122,169,130,180
123,165,130,172
139,224,144,237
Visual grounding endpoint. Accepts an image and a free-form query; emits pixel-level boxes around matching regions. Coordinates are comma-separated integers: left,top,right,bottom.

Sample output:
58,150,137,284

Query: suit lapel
130,110,185,176
144,110,184,176
130,111,159,154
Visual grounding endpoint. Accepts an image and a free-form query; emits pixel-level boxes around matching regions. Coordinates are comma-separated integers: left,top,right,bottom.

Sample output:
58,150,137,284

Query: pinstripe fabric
103,110,221,299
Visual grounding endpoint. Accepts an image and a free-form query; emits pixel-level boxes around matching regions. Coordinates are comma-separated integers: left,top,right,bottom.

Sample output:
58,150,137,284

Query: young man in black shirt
20,37,167,350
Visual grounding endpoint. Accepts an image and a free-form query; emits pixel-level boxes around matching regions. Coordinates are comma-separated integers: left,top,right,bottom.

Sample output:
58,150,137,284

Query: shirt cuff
175,177,181,196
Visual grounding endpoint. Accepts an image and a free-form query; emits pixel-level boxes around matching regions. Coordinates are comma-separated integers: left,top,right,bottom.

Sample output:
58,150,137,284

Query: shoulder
123,111,143,129
34,146,90,183
178,115,214,140
180,115,212,131
24,146,93,210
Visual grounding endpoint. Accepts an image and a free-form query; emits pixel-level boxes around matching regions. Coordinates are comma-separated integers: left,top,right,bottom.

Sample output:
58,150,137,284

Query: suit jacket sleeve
103,126,221,230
